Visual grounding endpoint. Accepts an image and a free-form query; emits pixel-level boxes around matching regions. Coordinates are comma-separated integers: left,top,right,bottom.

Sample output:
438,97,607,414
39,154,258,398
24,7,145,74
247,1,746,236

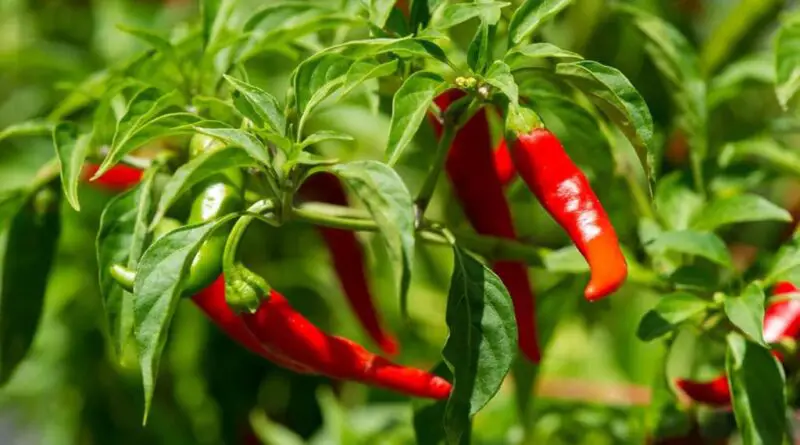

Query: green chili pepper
181,134,245,295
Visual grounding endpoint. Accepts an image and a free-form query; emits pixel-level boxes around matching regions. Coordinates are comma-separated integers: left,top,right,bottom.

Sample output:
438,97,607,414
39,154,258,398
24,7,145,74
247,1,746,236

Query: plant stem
291,203,545,265
414,115,455,216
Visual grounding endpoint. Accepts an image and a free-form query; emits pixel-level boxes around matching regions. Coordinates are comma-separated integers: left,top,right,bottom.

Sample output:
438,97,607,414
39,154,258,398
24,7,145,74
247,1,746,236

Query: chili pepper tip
675,376,730,407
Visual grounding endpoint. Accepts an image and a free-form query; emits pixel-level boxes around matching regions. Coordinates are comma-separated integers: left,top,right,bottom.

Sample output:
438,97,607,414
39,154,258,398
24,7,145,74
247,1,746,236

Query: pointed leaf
386,71,446,165
53,123,92,211
297,131,353,150
330,161,415,314
724,284,766,345
508,0,573,45
442,246,517,445
193,127,271,167
224,75,285,136
775,15,800,109
432,1,509,30
691,194,791,232
96,169,158,358
506,42,582,70
152,146,256,227
0,120,54,143
0,184,61,385
726,333,788,445
637,292,709,341
556,60,654,185
647,230,732,268
134,214,238,422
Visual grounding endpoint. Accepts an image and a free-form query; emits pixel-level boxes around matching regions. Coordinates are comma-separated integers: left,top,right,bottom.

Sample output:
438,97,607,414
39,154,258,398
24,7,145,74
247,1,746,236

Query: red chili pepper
676,281,800,406
240,288,451,399
431,90,541,363
298,172,398,355
191,276,314,374
510,128,627,301
493,139,516,187
83,163,144,191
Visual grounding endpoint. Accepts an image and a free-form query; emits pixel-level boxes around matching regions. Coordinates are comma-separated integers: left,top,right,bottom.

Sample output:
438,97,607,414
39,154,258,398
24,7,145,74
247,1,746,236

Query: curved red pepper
240,287,451,399
676,281,800,406
432,90,540,363
510,128,627,301
298,172,398,355
191,276,314,374
83,163,144,191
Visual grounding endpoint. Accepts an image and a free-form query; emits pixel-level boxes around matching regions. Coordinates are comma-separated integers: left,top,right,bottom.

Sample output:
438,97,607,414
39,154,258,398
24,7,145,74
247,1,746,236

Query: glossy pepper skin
431,90,541,363
493,139,516,187
510,128,627,301
83,163,143,191
240,288,452,399
676,282,800,407
298,172,398,355
181,135,246,295
191,275,315,373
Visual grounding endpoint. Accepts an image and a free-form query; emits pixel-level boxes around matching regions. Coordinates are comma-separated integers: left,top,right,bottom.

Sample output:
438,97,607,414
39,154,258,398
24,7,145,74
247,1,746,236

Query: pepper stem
415,97,481,218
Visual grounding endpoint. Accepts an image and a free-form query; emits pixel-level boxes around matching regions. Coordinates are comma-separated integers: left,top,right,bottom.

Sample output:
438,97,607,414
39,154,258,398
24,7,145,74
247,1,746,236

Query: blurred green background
2,0,798,443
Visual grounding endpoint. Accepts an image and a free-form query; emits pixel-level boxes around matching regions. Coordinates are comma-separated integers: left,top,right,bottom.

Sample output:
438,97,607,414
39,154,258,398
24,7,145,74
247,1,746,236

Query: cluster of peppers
676,281,800,407
430,89,627,363
85,86,628,399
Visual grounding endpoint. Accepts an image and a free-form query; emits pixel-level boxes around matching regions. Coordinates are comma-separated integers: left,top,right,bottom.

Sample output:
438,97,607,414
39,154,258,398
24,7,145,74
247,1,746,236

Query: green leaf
338,59,399,100
52,123,92,211
556,60,654,185
152,146,257,228
201,0,235,52
134,214,238,422
709,53,773,108
96,88,184,177
726,333,788,445
775,14,800,109
467,21,493,74
507,0,573,46
622,7,706,184
386,71,446,165
654,172,703,231
0,120,54,143
294,53,352,128
647,230,732,268
724,284,766,345
541,246,588,273
0,184,61,385
96,170,158,359
330,161,415,314
719,137,800,177
765,242,800,286
194,127,271,167
442,246,517,445
700,0,782,76
297,131,353,151
224,75,285,136
367,0,394,28
637,292,709,341
432,1,509,31
505,42,582,70
117,25,176,62
484,61,518,106
691,194,791,232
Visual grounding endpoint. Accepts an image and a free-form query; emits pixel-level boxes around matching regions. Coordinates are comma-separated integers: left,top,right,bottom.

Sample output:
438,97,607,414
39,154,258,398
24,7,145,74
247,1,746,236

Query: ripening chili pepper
240,289,452,399
83,163,143,191
676,281,800,406
431,90,541,363
298,173,398,355
510,128,627,301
